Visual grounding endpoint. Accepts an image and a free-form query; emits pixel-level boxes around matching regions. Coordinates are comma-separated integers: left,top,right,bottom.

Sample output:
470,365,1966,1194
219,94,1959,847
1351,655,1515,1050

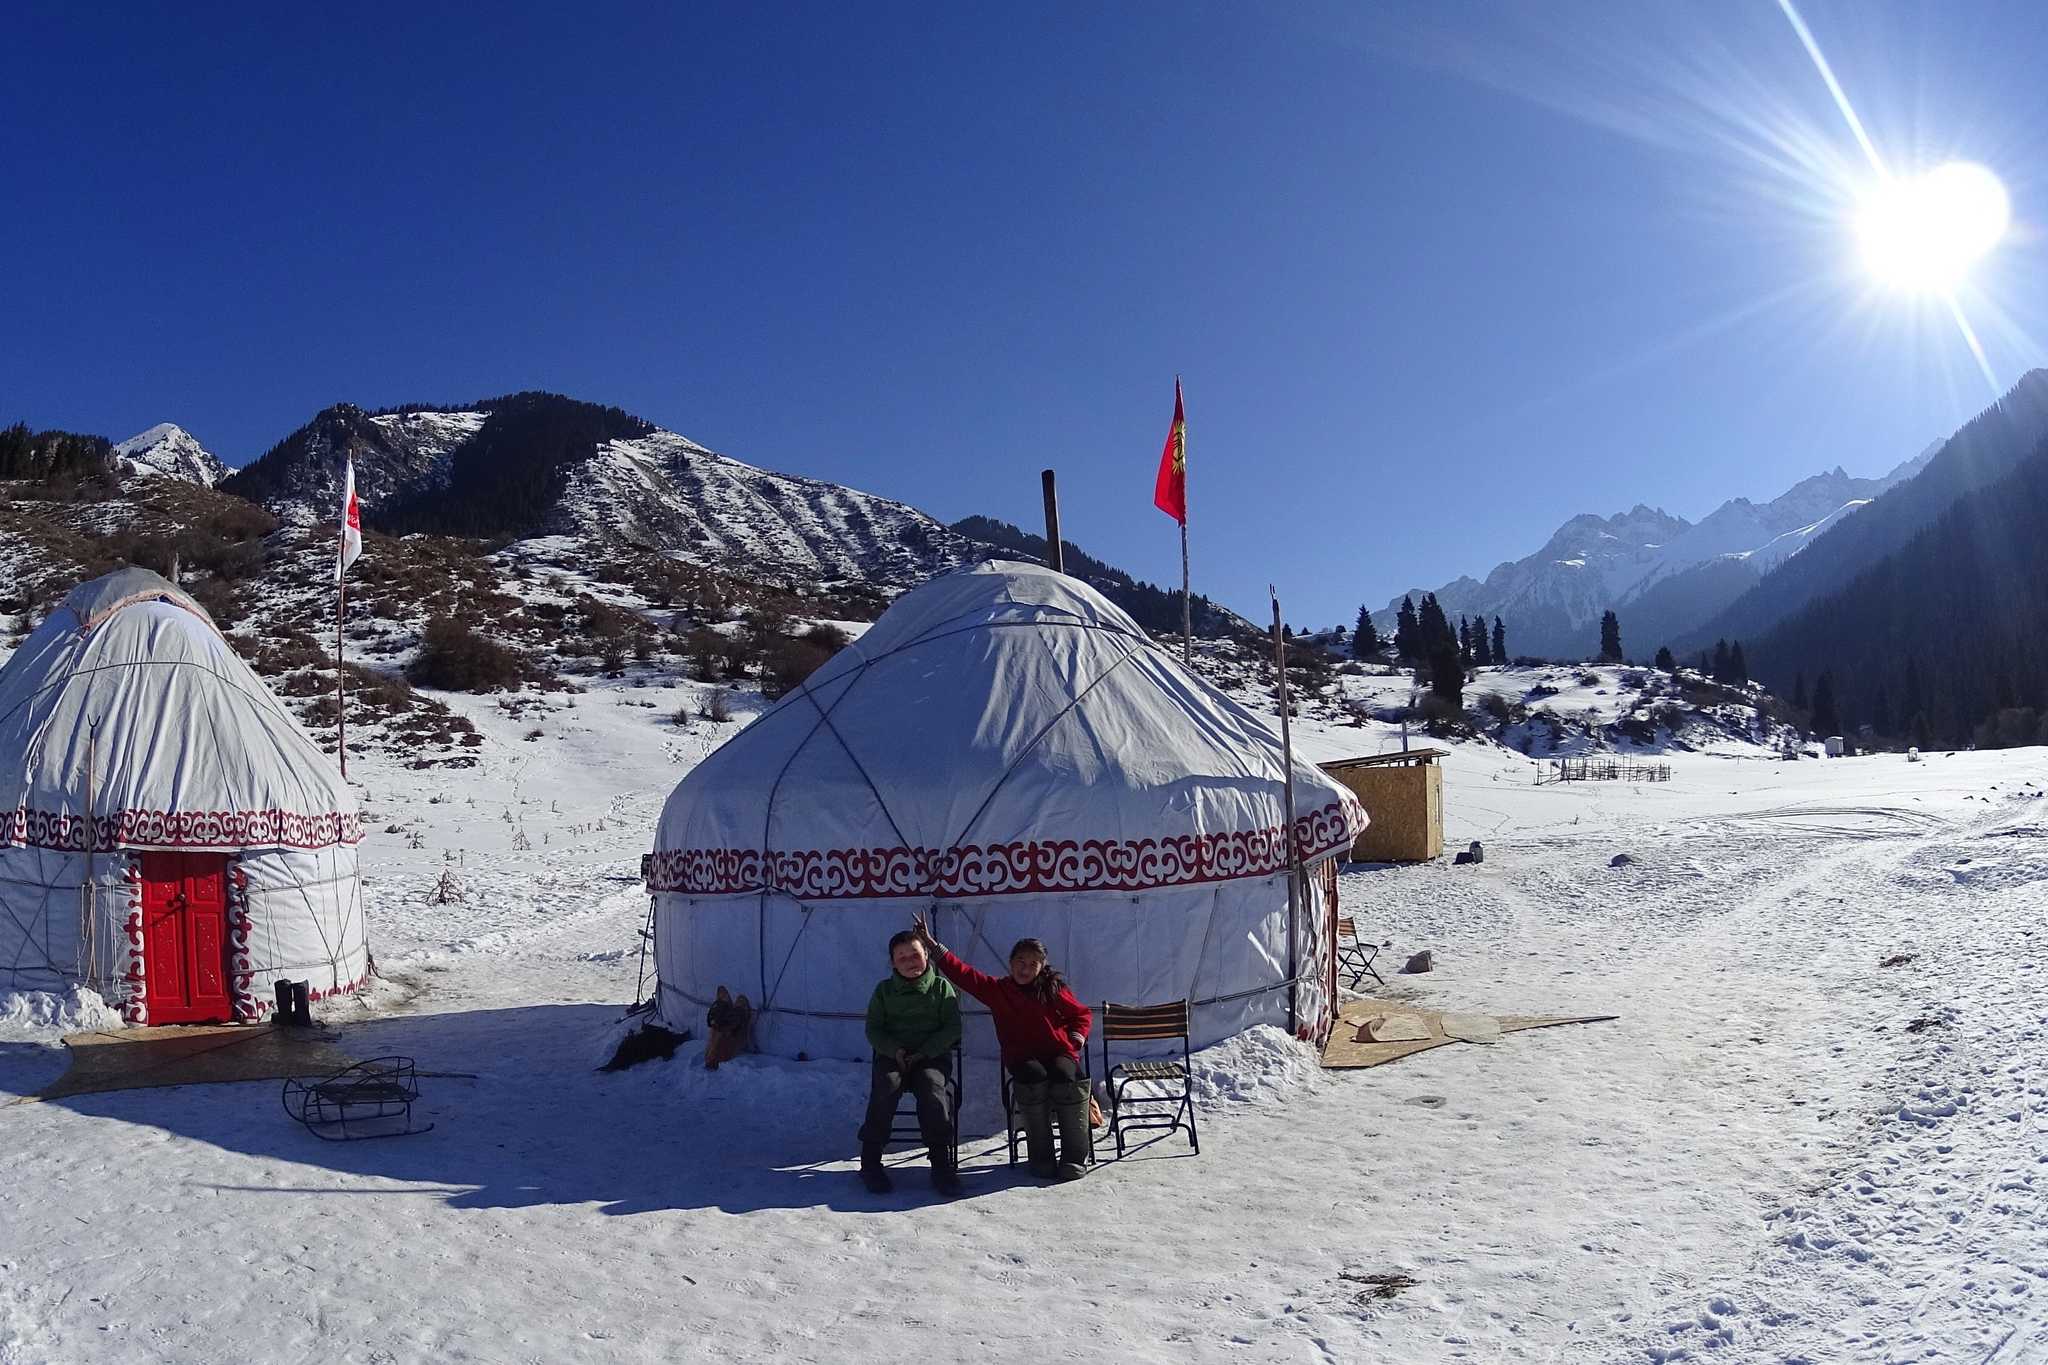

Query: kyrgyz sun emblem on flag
1153,378,1188,524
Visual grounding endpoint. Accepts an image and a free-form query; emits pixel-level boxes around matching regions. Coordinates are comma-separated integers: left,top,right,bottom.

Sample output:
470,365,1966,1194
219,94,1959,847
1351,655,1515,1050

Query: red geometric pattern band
647,795,1364,900
0,806,363,852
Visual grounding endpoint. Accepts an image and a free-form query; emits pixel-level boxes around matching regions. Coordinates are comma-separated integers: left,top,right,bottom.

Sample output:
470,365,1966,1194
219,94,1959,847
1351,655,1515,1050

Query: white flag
337,456,363,582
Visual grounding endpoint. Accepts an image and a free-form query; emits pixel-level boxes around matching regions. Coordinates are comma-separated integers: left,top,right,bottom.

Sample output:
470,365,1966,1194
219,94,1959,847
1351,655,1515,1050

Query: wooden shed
1317,748,1444,863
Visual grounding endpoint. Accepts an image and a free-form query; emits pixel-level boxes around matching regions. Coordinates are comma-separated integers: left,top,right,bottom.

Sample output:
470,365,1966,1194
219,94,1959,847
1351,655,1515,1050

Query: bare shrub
408,620,529,692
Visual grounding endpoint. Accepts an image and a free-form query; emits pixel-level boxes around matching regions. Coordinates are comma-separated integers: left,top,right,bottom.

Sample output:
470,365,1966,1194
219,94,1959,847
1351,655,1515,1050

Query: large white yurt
648,561,1367,1061
0,567,367,1024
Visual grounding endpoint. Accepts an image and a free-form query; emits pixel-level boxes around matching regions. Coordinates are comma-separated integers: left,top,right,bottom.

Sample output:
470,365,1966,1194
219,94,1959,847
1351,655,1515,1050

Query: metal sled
282,1055,434,1140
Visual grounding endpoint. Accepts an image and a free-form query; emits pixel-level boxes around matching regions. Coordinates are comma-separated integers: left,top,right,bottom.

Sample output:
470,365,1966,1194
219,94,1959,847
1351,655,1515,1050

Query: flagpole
335,520,347,782
1179,517,1191,665
1178,374,1191,665
1271,586,1301,1037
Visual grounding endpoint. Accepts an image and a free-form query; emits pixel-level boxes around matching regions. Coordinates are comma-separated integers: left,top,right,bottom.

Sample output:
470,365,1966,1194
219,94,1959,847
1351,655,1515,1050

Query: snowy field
3,673,2045,1363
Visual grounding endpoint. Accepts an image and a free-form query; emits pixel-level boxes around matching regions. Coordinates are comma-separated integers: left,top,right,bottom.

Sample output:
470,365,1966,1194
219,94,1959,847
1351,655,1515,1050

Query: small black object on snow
601,1023,692,1072
1401,950,1433,974
1609,853,1634,868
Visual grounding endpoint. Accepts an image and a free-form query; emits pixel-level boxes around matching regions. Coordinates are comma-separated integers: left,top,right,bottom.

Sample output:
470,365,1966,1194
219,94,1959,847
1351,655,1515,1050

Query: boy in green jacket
858,929,963,1196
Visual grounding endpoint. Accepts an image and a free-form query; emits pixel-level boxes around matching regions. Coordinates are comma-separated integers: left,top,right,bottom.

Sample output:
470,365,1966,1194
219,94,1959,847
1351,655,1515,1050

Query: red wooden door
139,852,232,1025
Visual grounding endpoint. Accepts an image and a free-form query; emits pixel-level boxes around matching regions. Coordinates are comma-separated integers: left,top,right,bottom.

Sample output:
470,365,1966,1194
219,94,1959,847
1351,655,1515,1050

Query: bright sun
1857,161,2011,293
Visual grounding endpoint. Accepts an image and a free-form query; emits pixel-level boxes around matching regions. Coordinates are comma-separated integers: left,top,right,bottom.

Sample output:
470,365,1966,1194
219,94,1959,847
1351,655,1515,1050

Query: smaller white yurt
0,568,367,1024
648,561,1368,1062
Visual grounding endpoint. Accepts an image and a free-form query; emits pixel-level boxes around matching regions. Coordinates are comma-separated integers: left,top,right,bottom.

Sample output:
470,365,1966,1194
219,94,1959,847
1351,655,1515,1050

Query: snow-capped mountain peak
1377,444,1936,658
112,423,228,487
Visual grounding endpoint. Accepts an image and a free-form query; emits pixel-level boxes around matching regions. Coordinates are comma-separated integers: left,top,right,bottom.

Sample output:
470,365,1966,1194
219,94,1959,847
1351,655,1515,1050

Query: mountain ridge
1376,441,1938,658
220,392,991,592
1671,368,2048,657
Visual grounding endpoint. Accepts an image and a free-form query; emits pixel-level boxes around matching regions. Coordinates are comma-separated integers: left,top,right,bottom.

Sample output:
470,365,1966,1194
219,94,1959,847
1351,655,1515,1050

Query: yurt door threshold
138,852,234,1025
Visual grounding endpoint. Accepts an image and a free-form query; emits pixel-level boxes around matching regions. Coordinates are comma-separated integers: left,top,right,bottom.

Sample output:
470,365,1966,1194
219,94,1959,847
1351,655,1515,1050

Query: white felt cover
650,561,1364,1059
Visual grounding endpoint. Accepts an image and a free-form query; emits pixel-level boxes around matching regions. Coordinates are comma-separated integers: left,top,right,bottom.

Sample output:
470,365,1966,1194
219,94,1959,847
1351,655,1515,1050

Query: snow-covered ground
3,660,2045,1363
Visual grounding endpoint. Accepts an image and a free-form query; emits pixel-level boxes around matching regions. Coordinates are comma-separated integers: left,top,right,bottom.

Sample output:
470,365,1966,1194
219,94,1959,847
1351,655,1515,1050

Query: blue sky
6,2,2043,627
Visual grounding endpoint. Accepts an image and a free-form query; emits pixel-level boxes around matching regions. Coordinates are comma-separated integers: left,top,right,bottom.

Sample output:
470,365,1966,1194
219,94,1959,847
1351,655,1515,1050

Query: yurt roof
58,566,218,636
652,561,1365,901
0,567,358,853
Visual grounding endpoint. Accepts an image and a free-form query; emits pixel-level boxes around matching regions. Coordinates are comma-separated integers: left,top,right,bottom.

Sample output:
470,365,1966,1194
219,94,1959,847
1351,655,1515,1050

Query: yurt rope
754,648,914,1010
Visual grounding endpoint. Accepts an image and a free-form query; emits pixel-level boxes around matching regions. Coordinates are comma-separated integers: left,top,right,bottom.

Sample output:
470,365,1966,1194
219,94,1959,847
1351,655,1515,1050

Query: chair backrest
1101,1000,1190,1042
1337,915,1358,938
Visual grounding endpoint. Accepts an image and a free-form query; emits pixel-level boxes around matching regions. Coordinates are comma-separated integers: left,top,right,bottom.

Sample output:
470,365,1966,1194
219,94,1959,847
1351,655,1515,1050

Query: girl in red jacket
911,911,1093,1180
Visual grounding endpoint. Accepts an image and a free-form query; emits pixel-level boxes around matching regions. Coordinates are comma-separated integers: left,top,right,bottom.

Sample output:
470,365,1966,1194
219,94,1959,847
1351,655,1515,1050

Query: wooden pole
1178,373,1190,663
335,525,347,781
1040,469,1065,575
1180,519,1192,665
82,721,97,987
1271,587,1301,1036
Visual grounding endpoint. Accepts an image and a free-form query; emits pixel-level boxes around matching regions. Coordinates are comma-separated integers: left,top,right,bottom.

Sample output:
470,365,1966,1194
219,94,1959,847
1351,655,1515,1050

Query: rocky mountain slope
1377,452,1934,659
1673,368,2048,658
221,393,985,591
1747,421,2048,747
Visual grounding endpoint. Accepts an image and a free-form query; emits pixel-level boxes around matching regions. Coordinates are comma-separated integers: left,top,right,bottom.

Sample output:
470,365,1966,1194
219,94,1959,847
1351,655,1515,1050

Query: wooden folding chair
1100,1000,1198,1157
1336,915,1384,988
1000,1051,1094,1166
883,1041,962,1168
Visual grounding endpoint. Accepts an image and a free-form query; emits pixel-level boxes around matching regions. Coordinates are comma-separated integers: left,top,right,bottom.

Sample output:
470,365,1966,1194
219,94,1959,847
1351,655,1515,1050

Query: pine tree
1598,610,1622,663
1902,658,1925,729
1418,594,1453,657
1911,712,1931,748
1811,672,1840,737
1730,641,1748,686
1872,684,1893,736
1395,596,1419,661
1711,639,1731,683
1353,607,1382,660
1654,645,1675,672
1491,616,1506,664
1792,672,1807,710
1473,618,1492,667
1428,639,1465,709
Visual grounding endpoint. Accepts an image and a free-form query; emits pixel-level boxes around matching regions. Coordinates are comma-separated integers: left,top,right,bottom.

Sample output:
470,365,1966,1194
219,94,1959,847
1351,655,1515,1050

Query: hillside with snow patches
1380,446,1938,659
0,383,1831,786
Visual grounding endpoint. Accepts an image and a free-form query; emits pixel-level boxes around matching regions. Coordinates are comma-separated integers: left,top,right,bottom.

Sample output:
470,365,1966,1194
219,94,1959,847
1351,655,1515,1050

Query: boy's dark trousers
858,1053,953,1150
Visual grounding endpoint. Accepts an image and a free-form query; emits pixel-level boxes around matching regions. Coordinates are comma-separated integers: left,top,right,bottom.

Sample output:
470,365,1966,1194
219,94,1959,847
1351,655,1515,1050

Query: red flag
337,455,362,582
1153,378,1187,523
